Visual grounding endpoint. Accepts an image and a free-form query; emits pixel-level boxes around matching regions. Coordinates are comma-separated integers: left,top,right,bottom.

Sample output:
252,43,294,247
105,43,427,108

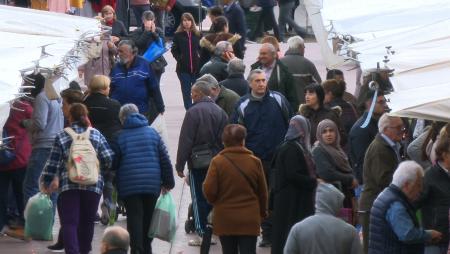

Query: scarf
315,119,352,173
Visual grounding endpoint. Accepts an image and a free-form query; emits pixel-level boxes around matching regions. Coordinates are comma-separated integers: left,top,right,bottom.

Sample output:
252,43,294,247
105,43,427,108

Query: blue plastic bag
148,193,177,242
143,38,167,63
24,193,54,240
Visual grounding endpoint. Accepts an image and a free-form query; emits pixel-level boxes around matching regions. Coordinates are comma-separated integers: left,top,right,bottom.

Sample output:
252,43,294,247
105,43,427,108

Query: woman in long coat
271,115,318,254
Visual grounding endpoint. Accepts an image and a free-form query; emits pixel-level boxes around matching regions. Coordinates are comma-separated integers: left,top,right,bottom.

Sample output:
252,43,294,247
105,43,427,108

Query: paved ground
0,38,358,253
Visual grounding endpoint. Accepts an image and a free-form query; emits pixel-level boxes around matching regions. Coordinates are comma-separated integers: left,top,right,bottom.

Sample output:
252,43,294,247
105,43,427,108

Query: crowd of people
1,1,450,254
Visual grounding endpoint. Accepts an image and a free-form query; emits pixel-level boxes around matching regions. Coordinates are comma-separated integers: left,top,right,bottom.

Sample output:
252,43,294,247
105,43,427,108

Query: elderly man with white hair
280,36,322,106
219,58,249,96
369,161,442,254
199,41,235,82
251,43,297,111
101,226,130,254
359,113,405,253
197,74,240,117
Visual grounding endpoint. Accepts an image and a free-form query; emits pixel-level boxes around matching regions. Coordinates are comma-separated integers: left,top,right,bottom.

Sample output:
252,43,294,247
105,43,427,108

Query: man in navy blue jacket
223,0,247,56
110,40,165,120
231,68,292,247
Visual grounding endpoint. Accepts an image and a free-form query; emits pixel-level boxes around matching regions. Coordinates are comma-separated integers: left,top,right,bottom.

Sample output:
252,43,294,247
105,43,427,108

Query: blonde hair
175,12,200,36
89,75,111,93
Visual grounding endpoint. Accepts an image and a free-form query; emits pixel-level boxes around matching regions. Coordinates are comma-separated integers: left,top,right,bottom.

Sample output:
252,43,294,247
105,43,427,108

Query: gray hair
102,226,130,251
214,41,232,56
247,69,265,83
227,58,245,75
192,80,212,96
197,74,219,88
119,103,139,123
261,43,277,54
118,40,137,54
392,161,424,188
287,36,305,50
142,10,155,21
378,113,398,133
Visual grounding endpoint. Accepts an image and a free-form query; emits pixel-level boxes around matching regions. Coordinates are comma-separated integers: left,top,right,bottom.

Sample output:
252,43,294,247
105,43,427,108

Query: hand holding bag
143,37,167,63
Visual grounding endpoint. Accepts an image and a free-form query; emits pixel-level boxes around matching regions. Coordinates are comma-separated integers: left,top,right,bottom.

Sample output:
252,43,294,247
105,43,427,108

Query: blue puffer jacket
231,91,292,161
110,56,165,114
115,113,174,198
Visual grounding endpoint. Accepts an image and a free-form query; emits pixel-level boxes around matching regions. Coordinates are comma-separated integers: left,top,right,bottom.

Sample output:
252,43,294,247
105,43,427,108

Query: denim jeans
177,72,196,110
131,4,151,27
23,148,57,210
0,168,26,229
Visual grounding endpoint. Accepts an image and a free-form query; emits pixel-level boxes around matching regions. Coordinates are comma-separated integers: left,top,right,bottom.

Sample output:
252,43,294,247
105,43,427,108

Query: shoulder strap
64,127,77,139
222,154,257,194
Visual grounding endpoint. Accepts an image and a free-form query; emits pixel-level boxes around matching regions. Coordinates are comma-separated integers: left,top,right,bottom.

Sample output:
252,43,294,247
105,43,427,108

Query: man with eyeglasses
199,41,236,82
358,113,405,254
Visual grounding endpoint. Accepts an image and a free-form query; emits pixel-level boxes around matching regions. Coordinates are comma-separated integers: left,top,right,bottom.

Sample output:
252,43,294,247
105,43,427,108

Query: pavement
0,38,358,254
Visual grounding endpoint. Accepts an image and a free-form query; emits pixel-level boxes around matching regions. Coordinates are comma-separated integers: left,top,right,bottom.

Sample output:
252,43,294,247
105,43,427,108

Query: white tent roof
0,5,100,129
305,0,450,121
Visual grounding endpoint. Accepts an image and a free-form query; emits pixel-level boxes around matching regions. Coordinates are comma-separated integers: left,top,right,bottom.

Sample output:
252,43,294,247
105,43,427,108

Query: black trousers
220,235,257,254
251,6,280,41
260,160,272,241
123,194,158,254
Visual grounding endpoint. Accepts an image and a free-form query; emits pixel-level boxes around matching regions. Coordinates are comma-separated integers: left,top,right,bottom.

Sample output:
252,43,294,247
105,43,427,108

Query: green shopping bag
148,193,177,242
24,193,54,241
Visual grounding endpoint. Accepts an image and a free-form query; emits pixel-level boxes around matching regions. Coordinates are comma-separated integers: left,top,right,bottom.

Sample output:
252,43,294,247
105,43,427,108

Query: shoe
258,238,272,247
188,236,202,246
100,205,110,226
210,237,217,245
47,242,64,252
94,213,101,224
5,227,27,241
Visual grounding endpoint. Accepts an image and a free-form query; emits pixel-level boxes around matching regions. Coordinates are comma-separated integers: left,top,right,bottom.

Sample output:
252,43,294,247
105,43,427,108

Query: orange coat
203,146,268,236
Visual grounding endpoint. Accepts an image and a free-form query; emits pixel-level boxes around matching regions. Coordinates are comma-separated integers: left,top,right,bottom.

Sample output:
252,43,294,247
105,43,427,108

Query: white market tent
304,0,450,122
0,5,101,130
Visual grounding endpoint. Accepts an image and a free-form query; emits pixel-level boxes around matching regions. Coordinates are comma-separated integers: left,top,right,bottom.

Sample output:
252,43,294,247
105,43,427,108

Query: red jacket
0,100,33,171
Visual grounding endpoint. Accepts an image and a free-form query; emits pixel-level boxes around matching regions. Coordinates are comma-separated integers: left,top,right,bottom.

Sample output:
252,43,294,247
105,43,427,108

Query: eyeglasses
387,126,406,132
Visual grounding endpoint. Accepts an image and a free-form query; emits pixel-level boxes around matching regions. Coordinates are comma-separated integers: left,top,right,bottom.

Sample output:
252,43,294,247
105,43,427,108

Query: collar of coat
219,146,254,155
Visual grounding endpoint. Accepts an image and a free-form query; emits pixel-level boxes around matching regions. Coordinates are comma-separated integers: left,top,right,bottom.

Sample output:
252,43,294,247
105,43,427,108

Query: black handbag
150,55,168,73
190,144,213,169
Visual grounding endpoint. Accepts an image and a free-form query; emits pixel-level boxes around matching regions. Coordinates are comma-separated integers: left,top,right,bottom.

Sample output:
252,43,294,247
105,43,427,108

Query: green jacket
251,60,298,111
359,134,400,211
216,85,240,118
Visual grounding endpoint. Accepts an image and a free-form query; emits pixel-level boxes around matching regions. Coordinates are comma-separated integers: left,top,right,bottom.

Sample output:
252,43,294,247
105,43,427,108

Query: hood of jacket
123,113,149,129
315,182,344,216
199,33,242,52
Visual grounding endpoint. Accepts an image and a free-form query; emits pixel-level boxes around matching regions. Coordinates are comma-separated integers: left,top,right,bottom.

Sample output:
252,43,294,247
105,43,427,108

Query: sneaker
47,242,64,252
210,237,217,245
94,213,101,224
5,227,28,241
100,205,110,226
188,236,202,246
258,238,272,248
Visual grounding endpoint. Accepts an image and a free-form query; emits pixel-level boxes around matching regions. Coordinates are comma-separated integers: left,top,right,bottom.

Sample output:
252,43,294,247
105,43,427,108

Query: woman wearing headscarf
312,119,358,219
270,115,318,254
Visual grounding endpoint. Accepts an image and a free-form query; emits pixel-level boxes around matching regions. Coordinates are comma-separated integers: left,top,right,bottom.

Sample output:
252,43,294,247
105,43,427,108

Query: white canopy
304,0,450,121
0,5,101,129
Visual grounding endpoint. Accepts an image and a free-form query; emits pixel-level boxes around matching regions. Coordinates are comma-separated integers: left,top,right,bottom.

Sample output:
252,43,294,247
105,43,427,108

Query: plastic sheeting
0,5,100,128
305,0,450,121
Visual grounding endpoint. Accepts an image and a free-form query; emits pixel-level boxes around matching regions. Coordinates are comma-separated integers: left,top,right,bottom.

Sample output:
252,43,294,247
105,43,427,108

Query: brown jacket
203,146,268,236
359,134,400,211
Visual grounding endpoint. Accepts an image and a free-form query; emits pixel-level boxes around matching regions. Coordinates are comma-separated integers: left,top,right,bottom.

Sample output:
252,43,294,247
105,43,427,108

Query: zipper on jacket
187,31,193,74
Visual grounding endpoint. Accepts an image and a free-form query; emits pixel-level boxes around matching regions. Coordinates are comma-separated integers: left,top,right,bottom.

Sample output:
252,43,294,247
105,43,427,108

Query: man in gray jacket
281,36,322,106
284,182,362,254
176,80,228,245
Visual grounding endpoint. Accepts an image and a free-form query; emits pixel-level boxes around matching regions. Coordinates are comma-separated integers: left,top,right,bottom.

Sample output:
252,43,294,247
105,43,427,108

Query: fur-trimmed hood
199,32,242,52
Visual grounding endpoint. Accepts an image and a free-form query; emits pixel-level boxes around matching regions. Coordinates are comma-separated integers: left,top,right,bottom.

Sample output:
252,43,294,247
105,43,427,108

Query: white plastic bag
151,114,169,149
